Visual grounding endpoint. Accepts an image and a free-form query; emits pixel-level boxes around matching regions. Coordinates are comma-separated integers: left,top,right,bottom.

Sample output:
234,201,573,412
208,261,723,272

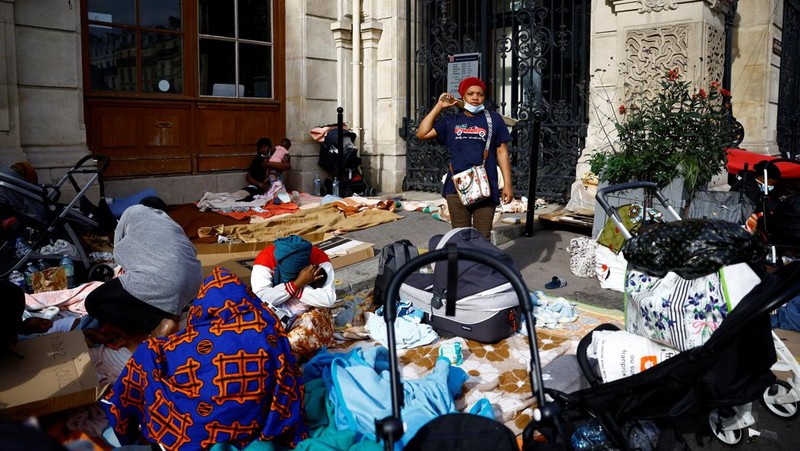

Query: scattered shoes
545,276,568,290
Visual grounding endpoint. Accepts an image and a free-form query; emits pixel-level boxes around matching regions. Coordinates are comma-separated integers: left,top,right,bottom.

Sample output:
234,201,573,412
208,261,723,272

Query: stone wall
581,0,779,180
8,0,88,183
283,0,405,194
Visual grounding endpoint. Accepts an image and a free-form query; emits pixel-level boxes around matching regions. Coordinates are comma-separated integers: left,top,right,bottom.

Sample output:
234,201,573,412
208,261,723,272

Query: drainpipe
353,0,362,148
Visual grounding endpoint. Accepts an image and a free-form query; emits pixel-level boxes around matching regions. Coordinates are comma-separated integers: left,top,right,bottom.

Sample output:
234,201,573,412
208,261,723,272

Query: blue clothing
433,110,512,204
304,346,471,448
772,294,800,332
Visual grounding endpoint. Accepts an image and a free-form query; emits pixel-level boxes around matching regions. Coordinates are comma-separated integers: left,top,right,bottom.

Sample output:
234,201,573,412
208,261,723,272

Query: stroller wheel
760,380,800,419
709,408,746,446
88,263,115,282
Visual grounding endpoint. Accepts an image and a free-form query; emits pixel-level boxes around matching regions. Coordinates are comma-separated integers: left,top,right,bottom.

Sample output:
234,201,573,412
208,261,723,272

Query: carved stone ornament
625,24,690,103
639,0,678,13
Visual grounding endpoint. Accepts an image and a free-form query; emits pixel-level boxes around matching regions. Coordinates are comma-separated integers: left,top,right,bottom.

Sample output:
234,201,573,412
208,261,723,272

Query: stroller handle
71,154,110,174
377,245,550,449
595,181,681,240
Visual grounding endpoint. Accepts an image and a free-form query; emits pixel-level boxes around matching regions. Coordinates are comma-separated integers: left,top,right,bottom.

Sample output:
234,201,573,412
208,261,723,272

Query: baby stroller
318,127,376,197
0,155,113,279
520,181,800,449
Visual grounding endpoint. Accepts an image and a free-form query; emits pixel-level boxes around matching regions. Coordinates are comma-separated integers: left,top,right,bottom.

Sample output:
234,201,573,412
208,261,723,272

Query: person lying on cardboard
251,235,336,360
82,197,203,350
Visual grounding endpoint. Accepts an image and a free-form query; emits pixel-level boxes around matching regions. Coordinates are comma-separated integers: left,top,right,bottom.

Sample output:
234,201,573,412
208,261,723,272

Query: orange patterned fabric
287,308,335,361
101,268,307,449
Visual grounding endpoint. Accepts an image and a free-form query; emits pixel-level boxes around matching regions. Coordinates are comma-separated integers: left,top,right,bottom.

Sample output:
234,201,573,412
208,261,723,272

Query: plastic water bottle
332,178,340,197
8,270,26,291
313,173,322,196
572,420,610,450
60,255,75,288
37,259,50,271
24,262,38,294
15,237,32,258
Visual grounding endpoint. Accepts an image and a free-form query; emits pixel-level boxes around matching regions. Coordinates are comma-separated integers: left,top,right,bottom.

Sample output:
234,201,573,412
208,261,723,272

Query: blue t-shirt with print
433,110,512,204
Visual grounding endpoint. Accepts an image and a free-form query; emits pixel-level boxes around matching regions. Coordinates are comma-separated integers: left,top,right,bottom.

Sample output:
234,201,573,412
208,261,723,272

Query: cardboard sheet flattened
0,331,104,419
195,232,325,267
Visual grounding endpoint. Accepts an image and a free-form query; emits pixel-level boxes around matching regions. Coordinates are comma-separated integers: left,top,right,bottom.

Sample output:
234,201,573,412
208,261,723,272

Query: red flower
618,105,626,115
667,68,679,80
711,81,721,89
699,88,707,98
720,88,731,97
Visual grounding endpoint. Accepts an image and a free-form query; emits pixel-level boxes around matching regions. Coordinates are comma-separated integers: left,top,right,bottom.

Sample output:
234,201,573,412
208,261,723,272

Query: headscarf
273,235,312,284
458,77,486,98
10,161,38,185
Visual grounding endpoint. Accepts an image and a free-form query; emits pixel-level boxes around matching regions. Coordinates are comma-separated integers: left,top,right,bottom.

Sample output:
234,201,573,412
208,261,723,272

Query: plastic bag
565,180,597,215
621,218,768,279
686,190,755,224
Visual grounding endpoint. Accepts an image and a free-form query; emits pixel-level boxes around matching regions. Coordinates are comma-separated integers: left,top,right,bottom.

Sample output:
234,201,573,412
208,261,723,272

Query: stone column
0,0,23,164
366,0,406,193
330,19,353,120
359,18,383,182
282,1,349,192
13,0,89,181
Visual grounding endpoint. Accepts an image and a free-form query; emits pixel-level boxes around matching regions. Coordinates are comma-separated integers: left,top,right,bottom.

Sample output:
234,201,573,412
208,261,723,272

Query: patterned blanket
330,288,625,436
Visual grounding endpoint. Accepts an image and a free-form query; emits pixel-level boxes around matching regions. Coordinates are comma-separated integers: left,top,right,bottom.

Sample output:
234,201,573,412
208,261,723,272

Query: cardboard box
203,258,256,287
203,238,375,286
316,237,375,269
0,331,105,419
195,232,325,267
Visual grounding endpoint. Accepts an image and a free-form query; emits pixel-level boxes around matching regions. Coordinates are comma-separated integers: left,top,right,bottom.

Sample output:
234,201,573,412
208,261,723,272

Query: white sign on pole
447,53,481,97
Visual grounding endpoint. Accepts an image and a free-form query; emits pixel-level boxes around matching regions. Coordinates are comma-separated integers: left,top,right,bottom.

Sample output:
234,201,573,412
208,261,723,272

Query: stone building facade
0,0,788,203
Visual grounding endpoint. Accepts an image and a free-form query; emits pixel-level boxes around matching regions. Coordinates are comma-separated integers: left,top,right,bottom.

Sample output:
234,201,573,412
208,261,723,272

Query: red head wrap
458,77,486,98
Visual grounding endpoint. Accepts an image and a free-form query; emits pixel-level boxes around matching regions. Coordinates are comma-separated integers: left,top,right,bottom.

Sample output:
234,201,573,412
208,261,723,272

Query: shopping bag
624,262,761,351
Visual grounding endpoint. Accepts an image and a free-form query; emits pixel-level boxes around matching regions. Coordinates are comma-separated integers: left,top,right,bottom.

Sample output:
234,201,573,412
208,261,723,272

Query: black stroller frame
317,107,376,197
375,245,559,450
0,155,110,278
540,180,800,448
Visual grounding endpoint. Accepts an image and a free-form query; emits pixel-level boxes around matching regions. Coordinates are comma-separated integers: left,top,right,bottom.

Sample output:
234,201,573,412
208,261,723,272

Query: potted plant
589,68,732,195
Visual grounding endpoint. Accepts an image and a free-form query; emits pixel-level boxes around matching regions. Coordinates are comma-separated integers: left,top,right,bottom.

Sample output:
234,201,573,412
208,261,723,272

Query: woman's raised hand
437,93,459,108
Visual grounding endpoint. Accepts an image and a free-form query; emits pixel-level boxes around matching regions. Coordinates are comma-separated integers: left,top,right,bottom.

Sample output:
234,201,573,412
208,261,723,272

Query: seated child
250,235,336,360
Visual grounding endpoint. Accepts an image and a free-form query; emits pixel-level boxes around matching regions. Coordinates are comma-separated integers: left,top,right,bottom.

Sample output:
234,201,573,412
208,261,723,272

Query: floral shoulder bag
450,110,493,206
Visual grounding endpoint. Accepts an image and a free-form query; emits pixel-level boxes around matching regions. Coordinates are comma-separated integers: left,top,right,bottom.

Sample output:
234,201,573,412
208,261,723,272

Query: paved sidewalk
335,191,623,311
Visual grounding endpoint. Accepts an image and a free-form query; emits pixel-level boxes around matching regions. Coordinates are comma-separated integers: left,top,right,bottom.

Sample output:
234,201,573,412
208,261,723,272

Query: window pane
141,0,182,30
88,25,138,92
199,39,237,96
239,43,272,98
198,0,234,37
239,0,272,42
142,32,183,93
87,0,135,25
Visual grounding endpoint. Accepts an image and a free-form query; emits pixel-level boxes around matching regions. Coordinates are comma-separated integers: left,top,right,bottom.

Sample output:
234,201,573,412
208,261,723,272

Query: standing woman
415,77,513,239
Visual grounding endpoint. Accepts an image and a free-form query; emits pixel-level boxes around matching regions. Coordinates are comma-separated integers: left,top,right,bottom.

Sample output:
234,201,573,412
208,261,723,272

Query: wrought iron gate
402,0,590,201
778,0,800,159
